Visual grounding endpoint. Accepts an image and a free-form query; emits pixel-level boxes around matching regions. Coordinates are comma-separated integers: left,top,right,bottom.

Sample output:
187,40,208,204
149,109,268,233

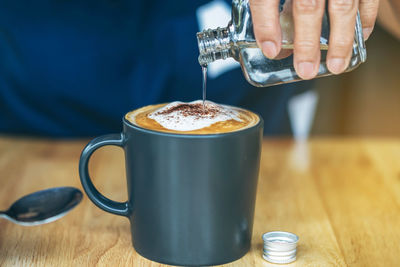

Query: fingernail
328,58,345,74
262,41,278,59
363,27,373,40
297,62,316,80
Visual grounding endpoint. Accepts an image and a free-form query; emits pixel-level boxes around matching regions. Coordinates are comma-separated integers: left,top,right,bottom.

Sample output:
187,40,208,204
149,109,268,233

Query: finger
274,49,293,59
250,0,281,58
327,0,358,74
293,0,326,79
359,0,379,40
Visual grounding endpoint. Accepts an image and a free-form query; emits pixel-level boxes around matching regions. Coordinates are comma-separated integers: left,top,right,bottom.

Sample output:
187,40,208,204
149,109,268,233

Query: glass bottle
197,0,367,87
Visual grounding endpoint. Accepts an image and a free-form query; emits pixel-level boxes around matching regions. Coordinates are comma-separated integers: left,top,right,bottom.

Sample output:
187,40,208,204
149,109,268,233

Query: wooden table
1,137,400,266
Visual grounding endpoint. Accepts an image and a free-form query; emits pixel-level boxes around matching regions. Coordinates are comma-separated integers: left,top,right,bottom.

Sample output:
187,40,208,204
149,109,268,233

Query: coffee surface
126,100,259,134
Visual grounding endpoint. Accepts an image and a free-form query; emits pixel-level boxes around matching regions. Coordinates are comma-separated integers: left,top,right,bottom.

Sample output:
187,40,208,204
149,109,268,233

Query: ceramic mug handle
79,133,130,217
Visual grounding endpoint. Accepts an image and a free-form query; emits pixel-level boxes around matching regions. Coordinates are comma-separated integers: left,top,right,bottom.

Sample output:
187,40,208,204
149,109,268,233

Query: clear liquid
202,65,207,108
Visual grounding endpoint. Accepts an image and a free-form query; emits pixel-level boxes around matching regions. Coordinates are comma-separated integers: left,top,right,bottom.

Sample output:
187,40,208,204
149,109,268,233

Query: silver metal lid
262,231,299,264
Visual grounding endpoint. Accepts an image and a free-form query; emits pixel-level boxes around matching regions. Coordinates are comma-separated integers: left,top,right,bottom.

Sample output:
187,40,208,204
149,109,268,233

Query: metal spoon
0,187,82,226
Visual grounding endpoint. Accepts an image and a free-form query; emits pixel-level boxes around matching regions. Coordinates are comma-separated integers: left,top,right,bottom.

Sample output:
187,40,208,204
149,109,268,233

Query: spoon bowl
0,187,83,226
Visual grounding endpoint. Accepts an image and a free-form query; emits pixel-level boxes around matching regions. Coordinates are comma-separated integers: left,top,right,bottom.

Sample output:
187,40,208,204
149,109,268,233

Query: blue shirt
0,0,311,137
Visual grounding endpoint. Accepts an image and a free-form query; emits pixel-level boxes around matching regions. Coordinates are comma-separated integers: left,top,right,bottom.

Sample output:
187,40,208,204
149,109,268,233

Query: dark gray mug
79,110,263,266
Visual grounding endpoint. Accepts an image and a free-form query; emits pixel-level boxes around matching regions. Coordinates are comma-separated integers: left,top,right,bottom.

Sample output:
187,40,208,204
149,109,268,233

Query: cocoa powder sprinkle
154,103,219,119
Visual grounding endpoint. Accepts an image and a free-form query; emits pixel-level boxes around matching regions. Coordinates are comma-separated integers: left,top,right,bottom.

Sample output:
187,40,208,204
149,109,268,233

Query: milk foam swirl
147,100,242,131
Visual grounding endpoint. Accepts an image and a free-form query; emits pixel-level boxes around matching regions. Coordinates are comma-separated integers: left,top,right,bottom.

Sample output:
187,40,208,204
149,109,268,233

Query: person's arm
378,0,400,39
249,0,379,79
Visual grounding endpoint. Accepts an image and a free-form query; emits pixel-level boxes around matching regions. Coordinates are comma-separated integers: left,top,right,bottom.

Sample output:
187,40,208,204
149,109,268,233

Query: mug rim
122,112,264,139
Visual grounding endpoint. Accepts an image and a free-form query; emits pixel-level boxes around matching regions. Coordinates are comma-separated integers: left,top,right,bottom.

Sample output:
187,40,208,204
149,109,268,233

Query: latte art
126,101,259,134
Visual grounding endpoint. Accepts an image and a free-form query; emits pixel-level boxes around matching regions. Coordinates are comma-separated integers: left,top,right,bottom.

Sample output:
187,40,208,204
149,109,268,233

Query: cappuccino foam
148,101,242,131
126,101,259,134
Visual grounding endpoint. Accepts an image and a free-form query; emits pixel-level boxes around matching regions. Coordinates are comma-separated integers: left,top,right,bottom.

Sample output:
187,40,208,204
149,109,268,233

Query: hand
249,0,379,79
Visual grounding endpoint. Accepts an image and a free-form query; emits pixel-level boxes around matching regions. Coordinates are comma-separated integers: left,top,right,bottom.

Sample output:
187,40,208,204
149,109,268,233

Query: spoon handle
0,211,8,219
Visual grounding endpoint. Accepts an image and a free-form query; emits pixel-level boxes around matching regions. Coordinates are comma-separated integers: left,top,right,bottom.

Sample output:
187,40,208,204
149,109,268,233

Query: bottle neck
197,27,232,66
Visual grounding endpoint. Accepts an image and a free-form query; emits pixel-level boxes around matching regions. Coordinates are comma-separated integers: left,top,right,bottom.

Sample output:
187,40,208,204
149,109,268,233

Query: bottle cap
262,231,299,264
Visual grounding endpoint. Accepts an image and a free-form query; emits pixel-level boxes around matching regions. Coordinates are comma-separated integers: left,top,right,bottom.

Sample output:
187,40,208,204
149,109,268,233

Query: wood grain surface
0,137,400,266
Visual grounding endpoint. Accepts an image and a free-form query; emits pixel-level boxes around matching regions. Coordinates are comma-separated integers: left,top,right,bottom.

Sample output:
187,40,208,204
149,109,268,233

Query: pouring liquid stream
202,65,207,109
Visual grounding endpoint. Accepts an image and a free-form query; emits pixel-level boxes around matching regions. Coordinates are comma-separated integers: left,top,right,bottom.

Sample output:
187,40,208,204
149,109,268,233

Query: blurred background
313,24,400,136
0,0,398,138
